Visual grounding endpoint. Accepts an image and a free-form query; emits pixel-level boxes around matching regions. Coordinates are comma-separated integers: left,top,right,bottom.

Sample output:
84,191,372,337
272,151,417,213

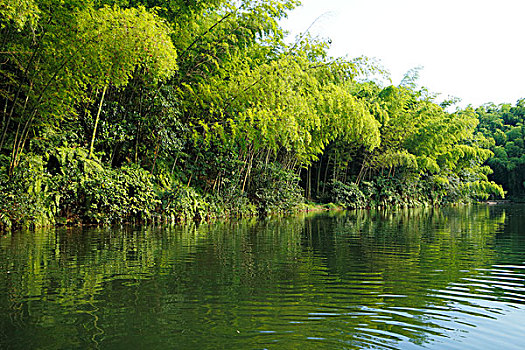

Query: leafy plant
323,179,366,209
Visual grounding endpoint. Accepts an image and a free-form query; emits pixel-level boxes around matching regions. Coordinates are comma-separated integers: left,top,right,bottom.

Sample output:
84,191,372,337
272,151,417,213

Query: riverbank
0,154,500,234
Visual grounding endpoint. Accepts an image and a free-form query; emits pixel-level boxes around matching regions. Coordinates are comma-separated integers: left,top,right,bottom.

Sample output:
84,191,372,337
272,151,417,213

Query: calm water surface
1,204,525,349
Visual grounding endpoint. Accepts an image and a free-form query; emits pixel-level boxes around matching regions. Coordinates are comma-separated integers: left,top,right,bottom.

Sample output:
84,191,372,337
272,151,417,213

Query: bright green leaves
184,40,382,166
0,0,178,171
76,5,177,88
315,82,380,152
0,0,511,216
476,100,525,196
0,0,40,29
373,150,418,170
348,82,505,200
372,86,482,175
467,180,506,201
74,5,178,159
174,0,298,88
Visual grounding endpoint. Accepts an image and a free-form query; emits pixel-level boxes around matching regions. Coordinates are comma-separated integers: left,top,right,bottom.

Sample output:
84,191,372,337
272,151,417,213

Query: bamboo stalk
241,148,254,193
89,84,108,159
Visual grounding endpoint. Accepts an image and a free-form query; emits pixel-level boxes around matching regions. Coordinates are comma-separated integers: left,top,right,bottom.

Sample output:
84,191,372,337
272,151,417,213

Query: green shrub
0,153,58,231
159,180,208,222
80,165,159,224
207,190,257,219
46,147,159,225
324,179,366,209
249,163,304,215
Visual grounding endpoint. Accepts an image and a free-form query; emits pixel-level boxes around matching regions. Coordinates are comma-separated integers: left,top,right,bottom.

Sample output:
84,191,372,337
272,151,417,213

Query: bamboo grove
0,0,515,231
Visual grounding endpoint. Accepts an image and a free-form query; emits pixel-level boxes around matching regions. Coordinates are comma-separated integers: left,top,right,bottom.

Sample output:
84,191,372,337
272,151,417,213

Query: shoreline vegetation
1,0,524,233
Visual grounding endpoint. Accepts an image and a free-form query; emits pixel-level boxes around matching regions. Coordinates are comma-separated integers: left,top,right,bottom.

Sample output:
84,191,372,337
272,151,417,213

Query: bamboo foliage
1,2,177,172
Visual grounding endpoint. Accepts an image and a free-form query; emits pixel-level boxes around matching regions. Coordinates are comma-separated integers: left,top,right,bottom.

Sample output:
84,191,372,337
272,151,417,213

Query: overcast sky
281,0,525,108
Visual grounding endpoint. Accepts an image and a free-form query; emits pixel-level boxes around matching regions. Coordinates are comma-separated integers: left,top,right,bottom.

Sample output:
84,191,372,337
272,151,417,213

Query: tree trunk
316,155,323,196
89,84,108,159
241,148,254,193
322,154,332,193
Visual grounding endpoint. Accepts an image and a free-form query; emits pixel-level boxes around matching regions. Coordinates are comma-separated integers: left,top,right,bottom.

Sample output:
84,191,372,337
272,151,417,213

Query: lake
1,204,524,349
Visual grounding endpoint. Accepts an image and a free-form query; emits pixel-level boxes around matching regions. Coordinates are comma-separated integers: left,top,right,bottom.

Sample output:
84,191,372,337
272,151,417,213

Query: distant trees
476,100,525,197
305,81,503,207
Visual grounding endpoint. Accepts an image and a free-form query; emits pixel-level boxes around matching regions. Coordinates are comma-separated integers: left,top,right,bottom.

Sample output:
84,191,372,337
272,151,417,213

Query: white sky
281,0,525,108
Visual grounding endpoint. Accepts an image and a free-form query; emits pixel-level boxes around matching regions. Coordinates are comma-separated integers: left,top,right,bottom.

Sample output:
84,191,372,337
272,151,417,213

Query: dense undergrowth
0,147,304,231
0,146,503,232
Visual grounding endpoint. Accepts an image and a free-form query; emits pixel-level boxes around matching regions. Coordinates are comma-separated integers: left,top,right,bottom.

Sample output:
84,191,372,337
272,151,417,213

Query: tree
476,100,525,196
0,1,177,171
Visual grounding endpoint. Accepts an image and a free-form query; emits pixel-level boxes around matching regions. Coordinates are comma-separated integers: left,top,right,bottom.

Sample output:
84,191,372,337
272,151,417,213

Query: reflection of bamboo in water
84,295,104,349
8,300,25,328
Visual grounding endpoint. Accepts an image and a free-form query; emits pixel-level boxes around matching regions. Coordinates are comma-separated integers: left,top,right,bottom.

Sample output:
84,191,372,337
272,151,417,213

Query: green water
1,205,525,349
